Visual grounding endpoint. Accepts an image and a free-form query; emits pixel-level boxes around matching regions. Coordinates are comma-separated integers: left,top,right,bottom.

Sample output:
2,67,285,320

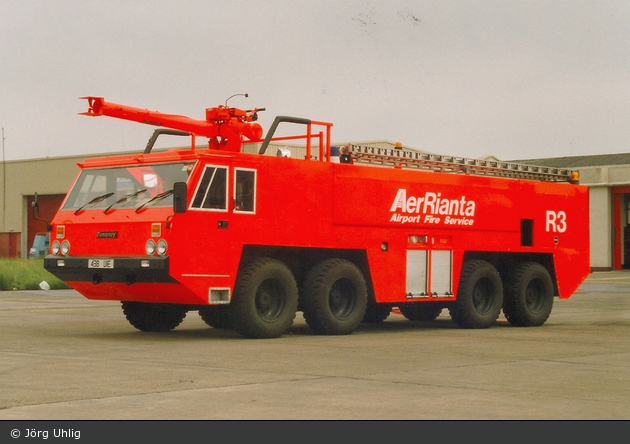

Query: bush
0,259,70,291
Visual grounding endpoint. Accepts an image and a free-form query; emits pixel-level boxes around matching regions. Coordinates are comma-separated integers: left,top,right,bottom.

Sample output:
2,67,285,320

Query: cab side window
234,169,256,213
191,165,228,210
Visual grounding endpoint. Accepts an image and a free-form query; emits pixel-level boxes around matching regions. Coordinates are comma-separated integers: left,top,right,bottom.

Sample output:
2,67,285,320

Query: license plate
88,259,115,269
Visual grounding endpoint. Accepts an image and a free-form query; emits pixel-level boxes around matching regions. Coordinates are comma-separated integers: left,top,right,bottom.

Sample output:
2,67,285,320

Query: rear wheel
230,258,298,339
503,262,554,326
399,302,443,321
451,260,503,329
199,305,233,329
303,259,367,335
121,301,187,332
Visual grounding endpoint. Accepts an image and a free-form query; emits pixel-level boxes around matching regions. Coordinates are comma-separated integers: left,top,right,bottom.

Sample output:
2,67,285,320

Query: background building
511,153,630,271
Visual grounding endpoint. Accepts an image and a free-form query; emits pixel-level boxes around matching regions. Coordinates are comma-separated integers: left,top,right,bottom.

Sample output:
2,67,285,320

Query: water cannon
80,95,264,152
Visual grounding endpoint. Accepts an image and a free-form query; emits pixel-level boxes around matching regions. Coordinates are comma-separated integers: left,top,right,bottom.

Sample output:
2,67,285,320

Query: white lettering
390,213,422,224
424,214,440,224
546,210,566,233
444,216,474,226
407,196,417,212
389,189,477,226
390,189,476,217
423,192,437,214
54,429,81,439
464,201,475,216
26,429,49,439
390,189,407,212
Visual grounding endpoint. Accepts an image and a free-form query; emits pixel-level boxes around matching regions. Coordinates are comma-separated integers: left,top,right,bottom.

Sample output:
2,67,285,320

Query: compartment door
430,250,453,297
406,249,428,298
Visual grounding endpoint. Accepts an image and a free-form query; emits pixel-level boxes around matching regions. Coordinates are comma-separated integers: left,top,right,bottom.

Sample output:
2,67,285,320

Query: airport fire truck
41,96,590,338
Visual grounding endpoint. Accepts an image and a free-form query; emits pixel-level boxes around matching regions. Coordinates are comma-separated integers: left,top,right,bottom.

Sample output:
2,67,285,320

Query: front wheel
230,258,298,339
303,259,367,335
451,260,503,329
121,301,187,332
503,262,554,326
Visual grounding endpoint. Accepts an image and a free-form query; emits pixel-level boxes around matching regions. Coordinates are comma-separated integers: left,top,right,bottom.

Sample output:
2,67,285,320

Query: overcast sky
1,0,629,162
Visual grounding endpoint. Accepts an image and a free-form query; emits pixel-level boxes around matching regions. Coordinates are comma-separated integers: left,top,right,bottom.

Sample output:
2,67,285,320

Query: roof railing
349,144,576,183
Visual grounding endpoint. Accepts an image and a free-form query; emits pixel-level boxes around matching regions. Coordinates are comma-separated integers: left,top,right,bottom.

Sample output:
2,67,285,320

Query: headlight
156,239,168,255
51,240,61,255
145,239,156,255
61,240,71,255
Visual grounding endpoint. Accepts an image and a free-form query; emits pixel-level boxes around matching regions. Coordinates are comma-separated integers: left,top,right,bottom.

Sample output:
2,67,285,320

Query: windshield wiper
104,189,147,214
74,192,115,214
135,189,174,213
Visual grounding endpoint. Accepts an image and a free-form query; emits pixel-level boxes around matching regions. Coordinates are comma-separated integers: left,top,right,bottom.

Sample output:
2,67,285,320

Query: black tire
362,300,392,324
199,305,233,329
447,304,460,325
230,258,298,339
303,259,368,335
399,302,443,321
451,260,503,329
121,301,187,332
503,262,554,327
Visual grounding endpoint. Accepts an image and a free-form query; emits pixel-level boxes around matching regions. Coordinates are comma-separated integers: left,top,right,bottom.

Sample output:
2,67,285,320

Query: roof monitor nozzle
225,93,249,107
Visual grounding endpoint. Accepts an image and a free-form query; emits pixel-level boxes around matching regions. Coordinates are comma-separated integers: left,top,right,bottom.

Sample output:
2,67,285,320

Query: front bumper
44,255,177,285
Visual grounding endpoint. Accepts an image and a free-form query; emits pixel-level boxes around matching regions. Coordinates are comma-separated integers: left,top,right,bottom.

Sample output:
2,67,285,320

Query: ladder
349,144,574,183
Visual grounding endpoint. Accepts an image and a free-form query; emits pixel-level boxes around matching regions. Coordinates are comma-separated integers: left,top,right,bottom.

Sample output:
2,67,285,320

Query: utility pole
2,127,5,228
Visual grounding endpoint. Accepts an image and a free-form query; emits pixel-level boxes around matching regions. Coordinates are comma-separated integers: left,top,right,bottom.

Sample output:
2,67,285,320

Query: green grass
0,259,70,291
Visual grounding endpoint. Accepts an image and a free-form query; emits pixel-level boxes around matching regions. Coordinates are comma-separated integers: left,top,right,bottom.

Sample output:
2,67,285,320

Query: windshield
63,161,196,212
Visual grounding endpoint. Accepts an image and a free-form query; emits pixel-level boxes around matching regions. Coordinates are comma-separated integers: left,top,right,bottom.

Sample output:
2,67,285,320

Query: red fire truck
42,96,590,338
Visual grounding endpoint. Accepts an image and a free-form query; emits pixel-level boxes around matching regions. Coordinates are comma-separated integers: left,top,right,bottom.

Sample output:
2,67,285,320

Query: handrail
144,129,192,154
258,116,333,160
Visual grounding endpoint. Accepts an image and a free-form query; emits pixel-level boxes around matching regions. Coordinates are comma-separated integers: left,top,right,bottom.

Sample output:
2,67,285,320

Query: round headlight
52,240,61,255
61,240,71,255
145,239,156,255
157,239,168,255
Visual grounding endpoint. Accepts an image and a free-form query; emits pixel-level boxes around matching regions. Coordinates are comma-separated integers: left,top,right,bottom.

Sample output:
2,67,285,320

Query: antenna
225,93,249,107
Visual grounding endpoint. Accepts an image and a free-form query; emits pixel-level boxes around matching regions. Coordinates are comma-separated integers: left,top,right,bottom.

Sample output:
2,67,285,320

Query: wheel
399,302,443,321
199,305,233,329
503,262,554,326
447,304,460,325
121,301,187,332
303,259,368,335
230,258,298,339
362,300,392,324
451,260,503,329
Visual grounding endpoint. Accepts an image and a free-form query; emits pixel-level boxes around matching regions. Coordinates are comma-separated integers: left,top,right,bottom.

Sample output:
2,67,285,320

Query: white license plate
88,259,115,269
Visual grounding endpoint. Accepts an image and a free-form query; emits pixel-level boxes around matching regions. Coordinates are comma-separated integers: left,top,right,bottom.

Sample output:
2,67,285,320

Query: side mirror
32,192,52,231
173,182,187,213
32,192,40,218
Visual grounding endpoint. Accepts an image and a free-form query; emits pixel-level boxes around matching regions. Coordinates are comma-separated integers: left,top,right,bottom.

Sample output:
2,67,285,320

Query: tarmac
0,271,629,420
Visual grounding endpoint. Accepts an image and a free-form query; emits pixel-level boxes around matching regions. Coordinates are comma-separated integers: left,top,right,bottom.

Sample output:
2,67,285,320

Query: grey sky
1,0,629,162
